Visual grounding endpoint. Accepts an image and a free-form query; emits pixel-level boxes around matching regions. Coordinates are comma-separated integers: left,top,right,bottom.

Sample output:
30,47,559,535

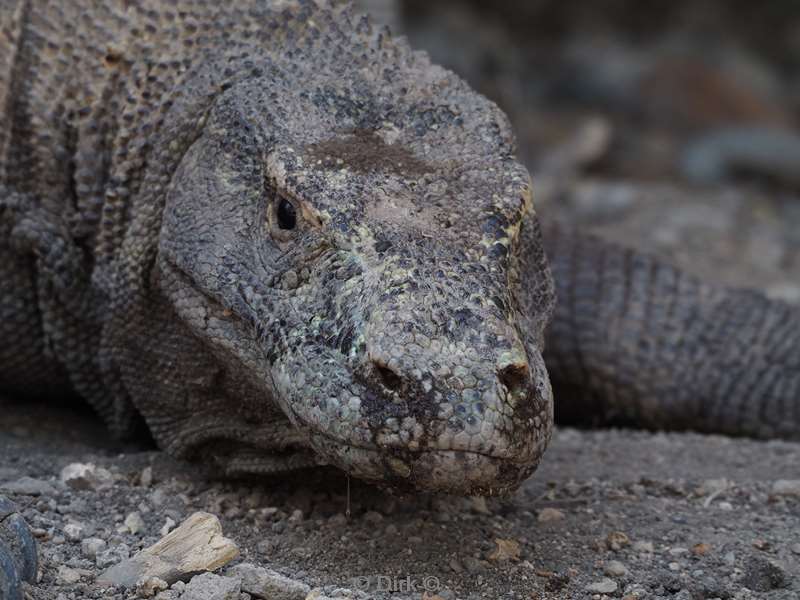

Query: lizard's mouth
306,430,548,496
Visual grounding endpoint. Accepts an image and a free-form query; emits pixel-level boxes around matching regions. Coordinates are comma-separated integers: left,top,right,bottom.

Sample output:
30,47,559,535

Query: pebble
632,540,654,553
586,578,618,594
0,476,57,496
469,496,490,515
151,489,167,507
288,509,303,523
96,543,131,569
362,510,383,524
60,463,112,491
772,480,800,497
791,544,800,556
181,572,241,600
461,556,486,574
230,562,310,599
81,537,107,559
537,508,565,523
63,522,84,542
487,538,521,562
125,511,146,535
57,565,82,584
606,531,630,551
136,576,169,598
604,560,628,577
140,467,154,488
159,517,176,536
696,478,730,496
691,543,711,556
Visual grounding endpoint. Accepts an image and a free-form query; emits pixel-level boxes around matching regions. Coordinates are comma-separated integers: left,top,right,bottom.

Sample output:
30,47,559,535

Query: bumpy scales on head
159,12,555,494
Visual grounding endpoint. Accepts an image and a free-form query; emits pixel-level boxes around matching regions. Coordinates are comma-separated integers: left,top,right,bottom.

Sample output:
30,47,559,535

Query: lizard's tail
541,221,800,440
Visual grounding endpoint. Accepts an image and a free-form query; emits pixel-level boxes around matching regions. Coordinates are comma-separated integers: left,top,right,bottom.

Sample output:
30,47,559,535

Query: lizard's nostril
498,363,530,398
374,362,403,391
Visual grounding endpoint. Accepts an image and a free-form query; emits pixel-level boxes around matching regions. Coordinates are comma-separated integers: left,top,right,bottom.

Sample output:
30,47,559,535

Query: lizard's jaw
310,438,550,496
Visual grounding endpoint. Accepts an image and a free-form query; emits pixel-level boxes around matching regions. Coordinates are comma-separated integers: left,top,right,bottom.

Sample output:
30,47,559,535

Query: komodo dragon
1,1,798,595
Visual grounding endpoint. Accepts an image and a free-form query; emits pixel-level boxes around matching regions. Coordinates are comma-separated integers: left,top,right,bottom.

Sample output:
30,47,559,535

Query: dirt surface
2,397,800,600
3,1,800,599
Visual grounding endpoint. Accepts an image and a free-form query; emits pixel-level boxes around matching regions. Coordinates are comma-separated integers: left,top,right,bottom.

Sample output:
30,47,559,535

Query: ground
2,396,799,599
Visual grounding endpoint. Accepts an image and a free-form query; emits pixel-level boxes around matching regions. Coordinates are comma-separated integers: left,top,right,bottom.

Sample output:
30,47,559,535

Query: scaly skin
0,0,797,515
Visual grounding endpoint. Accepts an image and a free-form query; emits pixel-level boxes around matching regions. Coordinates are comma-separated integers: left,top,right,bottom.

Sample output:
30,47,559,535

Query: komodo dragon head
154,6,556,495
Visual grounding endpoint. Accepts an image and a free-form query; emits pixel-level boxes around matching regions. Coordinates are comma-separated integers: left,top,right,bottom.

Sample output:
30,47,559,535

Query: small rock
98,512,239,588
136,576,169,598
96,543,131,569
604,560,628,577
57,565,82,585
229,563,311,600
288,509,303,523
586,578,617,594
63,522,84,542
140,467,154,488
461,556,485,574
0,476,57,496
151,489,168,507
752,539,771,551
742,555,788,591
632,540,654,553
772,480,800,497
696,478,730,496
669,547,689,556
125,512,146,535
160,517,176,537
487,538,521,562
469,496,490,515
82,537,107,559
328,514,347,527
537,508,565,523
692,543,712,556
362,511,383,524
791,543,800,556
181,572,241,600
60,463,113,490
606,531,630,551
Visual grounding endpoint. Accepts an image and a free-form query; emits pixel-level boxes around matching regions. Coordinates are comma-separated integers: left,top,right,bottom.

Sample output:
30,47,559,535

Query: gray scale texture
0,0,797,499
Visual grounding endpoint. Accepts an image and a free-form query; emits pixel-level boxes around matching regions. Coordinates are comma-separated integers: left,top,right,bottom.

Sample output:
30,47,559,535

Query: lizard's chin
307,432,546,496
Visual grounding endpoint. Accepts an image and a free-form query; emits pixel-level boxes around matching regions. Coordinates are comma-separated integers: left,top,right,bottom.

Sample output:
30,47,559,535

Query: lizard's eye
267,189,303,243
276,198,297,230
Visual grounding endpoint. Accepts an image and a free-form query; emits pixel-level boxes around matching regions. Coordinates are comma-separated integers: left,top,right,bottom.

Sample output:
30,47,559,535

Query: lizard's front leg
0,496,38,600
538,220,800,439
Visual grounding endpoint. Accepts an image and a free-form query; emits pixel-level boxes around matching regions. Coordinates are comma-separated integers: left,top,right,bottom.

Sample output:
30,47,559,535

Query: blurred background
356,0,800,302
